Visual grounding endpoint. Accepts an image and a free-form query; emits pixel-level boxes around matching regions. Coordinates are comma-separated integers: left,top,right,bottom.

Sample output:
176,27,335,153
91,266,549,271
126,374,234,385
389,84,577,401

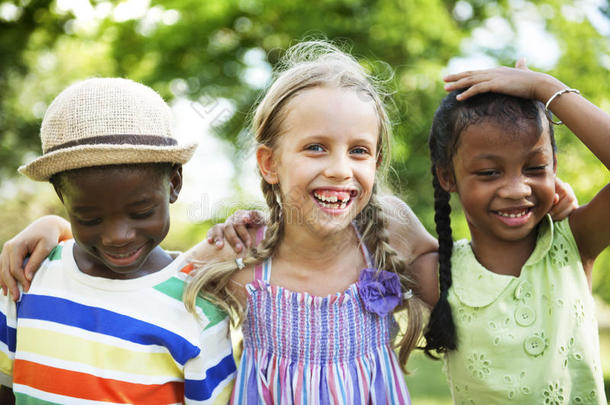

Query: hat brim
19,142,198,181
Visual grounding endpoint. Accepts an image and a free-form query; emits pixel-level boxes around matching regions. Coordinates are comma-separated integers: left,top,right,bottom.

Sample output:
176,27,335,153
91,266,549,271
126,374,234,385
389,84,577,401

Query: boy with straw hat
0,78,236,404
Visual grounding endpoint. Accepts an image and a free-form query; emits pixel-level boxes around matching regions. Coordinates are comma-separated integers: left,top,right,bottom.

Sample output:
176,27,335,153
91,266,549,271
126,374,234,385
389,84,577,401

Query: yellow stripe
0,349,12,375
18,327,181,377
211,380,233,405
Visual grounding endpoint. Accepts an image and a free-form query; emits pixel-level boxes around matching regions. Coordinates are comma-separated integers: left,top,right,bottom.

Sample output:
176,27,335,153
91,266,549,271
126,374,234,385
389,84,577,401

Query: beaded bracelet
545,88,580,125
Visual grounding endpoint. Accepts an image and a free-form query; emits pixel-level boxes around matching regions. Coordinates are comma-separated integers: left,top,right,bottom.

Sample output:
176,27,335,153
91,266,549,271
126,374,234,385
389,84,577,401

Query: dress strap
352,222,374,268
253,227,271,282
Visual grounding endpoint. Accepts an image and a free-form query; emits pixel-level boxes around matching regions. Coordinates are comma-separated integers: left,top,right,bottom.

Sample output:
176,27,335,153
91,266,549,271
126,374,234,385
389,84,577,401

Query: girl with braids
182,41,437,404
425,61,610,403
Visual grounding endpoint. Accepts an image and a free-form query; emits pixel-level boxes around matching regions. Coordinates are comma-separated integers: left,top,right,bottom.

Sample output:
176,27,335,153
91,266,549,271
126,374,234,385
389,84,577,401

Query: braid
184,179,285,326
357,189,424,372
423,166,457,358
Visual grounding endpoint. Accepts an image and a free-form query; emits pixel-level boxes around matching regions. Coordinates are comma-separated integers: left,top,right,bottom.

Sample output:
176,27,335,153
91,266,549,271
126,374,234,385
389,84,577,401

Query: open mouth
493,207,533,226
101,245,145,266
312,189,357,210
496,208,531,218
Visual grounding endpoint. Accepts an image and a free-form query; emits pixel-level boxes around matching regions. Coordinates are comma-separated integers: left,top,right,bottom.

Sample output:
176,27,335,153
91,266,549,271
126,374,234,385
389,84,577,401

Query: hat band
45,134,177,153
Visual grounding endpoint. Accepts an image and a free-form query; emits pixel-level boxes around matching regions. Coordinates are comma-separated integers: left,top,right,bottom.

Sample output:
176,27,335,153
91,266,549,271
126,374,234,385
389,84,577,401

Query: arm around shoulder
380,195,439,307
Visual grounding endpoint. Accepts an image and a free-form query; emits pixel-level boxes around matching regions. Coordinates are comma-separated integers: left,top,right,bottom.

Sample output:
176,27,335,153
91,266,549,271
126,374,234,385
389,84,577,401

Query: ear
256,145,278,184
436,166,457,192
169,165,183,204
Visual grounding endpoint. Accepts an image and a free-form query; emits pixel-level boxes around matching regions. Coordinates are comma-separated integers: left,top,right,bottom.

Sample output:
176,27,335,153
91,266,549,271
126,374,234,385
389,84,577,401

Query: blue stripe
0,311,16,352
185,352,236,401
17,294,199,364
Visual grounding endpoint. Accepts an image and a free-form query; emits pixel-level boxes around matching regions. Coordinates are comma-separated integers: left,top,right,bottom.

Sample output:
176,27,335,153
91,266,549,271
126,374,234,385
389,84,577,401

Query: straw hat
19,77,197,181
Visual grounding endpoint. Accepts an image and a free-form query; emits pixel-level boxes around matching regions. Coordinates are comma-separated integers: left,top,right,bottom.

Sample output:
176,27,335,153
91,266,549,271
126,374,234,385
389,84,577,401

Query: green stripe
15,392,60,404
48,245,62,261
154,277,226,329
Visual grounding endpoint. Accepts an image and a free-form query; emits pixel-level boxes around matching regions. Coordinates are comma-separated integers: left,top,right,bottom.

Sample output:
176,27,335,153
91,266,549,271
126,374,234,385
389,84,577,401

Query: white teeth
318,201,348,209
497,210,528,218
313,191,350,205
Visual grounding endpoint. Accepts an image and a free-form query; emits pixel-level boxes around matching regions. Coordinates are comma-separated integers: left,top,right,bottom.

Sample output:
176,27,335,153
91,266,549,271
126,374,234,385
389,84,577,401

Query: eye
350,146,370,155
475,169,499,177
131,209,154,219
76,217,102,226
305,144,325,152
525,165,547,172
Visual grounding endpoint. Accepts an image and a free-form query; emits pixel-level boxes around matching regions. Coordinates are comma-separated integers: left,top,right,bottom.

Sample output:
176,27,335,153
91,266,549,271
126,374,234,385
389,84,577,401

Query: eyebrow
72,198,155,213
126,198,155,207
473,147,549,161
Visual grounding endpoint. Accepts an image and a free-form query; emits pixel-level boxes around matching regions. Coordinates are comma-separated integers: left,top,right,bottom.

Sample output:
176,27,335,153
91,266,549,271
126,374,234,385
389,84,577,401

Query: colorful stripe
154,277,226,329
0,311,16,352
17,294,199,365
185,353,236,401
0,240,235,404
14,359,183,404
16,326,182,379
232,227,410,404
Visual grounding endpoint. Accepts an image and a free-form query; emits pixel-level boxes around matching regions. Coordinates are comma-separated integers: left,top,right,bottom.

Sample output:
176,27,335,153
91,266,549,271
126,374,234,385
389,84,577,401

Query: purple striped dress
230,236,410,404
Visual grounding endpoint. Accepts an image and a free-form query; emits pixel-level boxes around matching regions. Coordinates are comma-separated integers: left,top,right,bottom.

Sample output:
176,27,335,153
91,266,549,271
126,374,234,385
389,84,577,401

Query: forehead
279,86,379,143
456,119,553,159
60,165,168,202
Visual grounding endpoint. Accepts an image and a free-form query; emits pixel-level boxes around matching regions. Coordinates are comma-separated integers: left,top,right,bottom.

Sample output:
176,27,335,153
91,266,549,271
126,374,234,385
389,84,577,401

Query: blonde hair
184,40,424,370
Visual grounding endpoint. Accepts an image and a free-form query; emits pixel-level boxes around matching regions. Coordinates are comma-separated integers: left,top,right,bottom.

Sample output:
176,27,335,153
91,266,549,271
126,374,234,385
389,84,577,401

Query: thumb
515,57,528,70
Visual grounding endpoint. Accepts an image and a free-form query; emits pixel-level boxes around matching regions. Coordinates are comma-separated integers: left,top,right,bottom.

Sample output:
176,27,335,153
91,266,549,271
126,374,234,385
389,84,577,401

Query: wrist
534,74,567,104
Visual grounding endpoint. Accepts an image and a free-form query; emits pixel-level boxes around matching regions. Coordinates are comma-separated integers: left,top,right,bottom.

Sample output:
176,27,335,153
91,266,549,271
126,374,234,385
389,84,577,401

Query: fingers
549,202,577,221
206,224,225,249
515,57,528,70
0,245,9,296
223,221,245,253
1,243,21,301
23,243,53,288
246,210,268,227
453,82,494,101
549,181,579,221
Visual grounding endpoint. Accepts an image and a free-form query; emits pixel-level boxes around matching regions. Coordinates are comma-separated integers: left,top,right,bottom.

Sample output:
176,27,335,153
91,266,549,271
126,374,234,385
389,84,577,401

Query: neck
469,229,537,277
276,221,361,270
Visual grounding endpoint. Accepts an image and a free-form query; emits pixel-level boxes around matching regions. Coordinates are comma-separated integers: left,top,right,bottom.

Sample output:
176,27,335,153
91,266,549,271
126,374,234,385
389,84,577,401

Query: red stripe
180,263,195,274
14,359,183,404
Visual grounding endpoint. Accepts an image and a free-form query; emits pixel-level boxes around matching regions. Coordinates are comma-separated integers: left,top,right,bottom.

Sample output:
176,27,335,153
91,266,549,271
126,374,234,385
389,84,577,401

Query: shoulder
379,195,437,260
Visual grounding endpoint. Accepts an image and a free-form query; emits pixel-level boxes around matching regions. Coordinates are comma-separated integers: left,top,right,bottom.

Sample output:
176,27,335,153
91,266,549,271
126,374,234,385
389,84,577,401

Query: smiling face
440,118,556,247
257,86,379,236
54,164,181,279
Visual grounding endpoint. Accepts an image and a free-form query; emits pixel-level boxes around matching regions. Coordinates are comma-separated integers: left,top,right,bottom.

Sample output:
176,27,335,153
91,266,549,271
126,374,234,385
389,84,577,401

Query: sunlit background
1,0,609,402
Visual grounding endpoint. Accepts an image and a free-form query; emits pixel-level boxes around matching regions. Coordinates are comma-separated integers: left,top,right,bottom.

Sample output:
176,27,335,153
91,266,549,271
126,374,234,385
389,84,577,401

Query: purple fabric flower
357,267,402,317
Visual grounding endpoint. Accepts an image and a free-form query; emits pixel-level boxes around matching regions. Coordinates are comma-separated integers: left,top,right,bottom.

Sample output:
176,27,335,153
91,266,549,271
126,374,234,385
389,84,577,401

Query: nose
324,153,352,181
497,174,532,200
101,219,136,246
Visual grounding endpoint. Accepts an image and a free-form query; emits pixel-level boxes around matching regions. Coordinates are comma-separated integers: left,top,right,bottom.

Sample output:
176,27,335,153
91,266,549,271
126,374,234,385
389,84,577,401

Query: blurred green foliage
0,0,608,298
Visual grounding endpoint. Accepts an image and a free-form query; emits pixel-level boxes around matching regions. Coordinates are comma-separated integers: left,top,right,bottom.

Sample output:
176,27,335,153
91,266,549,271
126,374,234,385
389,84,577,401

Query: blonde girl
182,41,437,404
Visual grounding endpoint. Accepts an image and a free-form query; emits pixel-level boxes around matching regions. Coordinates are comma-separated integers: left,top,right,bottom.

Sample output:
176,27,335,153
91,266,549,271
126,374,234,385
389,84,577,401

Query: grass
405,350,452,404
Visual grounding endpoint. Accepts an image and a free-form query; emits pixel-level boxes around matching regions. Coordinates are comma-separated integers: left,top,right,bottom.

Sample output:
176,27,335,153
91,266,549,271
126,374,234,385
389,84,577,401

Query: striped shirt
0,239,236,404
